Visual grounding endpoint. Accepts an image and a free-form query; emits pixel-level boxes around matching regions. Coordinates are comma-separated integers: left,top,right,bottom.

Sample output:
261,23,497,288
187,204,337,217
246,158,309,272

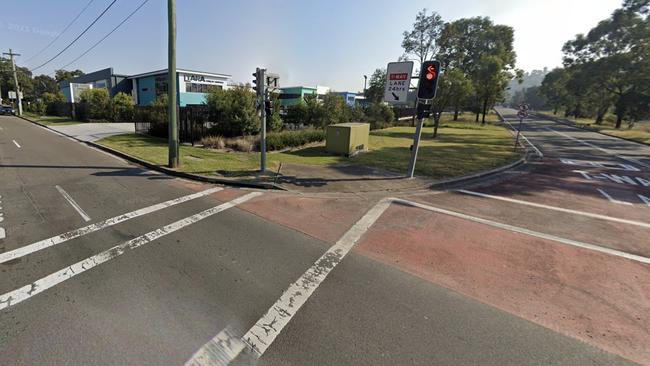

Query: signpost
514,104,529,151
383,61,413,103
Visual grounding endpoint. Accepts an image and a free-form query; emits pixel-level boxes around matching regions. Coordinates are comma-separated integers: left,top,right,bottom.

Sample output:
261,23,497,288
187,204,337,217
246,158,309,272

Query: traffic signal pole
259,69,267,172
407,105,424,178
167,0,179,168
407,60,441,179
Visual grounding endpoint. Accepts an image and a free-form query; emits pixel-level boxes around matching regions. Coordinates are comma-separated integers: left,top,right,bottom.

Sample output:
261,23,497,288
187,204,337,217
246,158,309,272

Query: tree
438,17,518,123
430,68,473,136
401,9,445,67
33,74,58,99
320,93,348,127
55,69,84,83
540,68,570,114
206,86,260,136
365,68,386,104
0,58,33,102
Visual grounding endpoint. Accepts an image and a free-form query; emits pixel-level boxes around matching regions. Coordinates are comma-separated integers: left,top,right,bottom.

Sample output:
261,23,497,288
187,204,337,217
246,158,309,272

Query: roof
128,68,231,79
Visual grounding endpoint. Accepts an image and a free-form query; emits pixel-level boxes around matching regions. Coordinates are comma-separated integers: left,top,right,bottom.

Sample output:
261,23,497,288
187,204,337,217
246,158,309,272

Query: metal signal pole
260,69,267,172
167,0,179,168
3,49,23,116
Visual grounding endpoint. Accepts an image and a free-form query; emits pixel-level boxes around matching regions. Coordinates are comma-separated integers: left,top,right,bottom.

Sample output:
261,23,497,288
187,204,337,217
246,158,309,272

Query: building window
279,93,301,100
155,75,168,97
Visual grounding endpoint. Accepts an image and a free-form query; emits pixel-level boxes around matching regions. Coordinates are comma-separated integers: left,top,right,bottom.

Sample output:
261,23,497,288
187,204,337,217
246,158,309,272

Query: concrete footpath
48,122,135,142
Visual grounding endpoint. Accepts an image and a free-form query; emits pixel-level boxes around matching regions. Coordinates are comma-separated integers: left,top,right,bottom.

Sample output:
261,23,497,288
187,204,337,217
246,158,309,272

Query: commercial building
129,68,231,107
278,86,317,107
337,91,357,107
59,67,131,103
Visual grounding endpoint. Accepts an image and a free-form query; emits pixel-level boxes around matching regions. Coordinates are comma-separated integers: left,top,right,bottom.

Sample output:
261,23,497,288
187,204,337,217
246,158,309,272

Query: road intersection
0,109,648,365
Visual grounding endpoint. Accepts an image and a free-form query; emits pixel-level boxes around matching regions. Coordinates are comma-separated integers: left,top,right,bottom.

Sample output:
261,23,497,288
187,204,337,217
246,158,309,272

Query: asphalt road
0,114,646,365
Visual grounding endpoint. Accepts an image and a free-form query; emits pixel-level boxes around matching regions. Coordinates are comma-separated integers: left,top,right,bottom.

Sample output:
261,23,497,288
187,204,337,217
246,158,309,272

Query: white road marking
187,198,393,365
12,140,21,148
55,185,91,222
457,190,649,228
639,194,650,207
0,187,223,264
0,191,261,311
391,198,650,265
191,195,650,365
544,126,650,169
597,188,633,206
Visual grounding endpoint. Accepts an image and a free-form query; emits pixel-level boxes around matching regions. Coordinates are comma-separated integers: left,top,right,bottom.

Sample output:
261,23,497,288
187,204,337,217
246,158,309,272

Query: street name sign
384,61,413,103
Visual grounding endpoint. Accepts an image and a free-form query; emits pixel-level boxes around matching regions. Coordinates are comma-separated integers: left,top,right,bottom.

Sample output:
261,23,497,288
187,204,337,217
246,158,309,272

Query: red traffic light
425,65,436,80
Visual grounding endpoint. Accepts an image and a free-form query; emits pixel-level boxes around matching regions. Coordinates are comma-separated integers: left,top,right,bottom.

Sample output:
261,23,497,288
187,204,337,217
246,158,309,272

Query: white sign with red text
384,61,413,103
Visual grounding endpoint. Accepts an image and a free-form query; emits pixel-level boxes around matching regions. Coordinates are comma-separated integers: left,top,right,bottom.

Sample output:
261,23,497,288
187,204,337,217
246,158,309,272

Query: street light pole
3,49,23,116
167,0,179,168
363,75,367,95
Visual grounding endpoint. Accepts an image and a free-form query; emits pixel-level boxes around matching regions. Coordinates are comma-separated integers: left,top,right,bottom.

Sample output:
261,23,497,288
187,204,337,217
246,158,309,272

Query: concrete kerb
534,111,650,148
17,115,283,190
17,114,530,194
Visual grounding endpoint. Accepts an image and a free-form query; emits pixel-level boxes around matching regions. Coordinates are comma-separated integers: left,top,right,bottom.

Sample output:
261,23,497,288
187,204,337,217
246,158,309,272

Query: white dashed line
0,187,223,264
55,185,92,222
12,139,21,148
0,192,261,311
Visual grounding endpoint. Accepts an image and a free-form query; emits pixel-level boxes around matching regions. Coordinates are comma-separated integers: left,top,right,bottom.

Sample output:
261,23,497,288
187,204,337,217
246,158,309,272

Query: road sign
384,61,413,103
517,110,528,119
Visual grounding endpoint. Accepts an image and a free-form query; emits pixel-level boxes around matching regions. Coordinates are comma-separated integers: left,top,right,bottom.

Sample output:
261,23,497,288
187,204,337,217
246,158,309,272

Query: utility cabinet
326,123,370,156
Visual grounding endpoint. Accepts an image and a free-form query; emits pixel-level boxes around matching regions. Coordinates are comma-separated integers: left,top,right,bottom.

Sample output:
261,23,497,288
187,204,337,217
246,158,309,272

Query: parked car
0,105,16,115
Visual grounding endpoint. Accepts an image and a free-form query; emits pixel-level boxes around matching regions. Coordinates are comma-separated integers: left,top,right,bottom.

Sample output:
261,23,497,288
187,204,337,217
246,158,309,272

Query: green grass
23,112,82,125
97,121,520,179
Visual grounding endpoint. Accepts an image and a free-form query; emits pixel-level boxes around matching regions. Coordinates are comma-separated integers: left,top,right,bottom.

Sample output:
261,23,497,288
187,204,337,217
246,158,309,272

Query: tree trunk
453,105,459,121
595,106,608,125
615,114,623,129
475,111,480,122
432,113,441,138
481,98,488,125
553,106,558,115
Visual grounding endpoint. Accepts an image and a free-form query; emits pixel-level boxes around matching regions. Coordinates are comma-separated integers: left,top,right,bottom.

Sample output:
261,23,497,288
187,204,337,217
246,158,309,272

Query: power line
25,0,97,63
59,0,150,71
30,0,119,73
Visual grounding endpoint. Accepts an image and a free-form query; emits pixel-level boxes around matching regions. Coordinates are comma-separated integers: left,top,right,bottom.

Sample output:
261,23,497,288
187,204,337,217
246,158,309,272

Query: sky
0,0,623,92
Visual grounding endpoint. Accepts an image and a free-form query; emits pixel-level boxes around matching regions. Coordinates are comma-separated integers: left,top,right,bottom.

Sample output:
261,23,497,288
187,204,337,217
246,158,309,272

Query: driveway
49,122,135,142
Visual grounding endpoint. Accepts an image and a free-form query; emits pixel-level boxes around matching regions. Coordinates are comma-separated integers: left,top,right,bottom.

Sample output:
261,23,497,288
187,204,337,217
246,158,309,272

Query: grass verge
22,112,82,125
97,121,520,179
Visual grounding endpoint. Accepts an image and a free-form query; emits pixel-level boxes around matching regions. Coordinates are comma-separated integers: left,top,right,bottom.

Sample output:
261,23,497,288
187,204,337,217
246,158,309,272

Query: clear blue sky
1,0,621,91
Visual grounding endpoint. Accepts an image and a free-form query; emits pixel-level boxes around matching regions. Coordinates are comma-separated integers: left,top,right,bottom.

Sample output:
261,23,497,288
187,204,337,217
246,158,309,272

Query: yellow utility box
326,123,370,156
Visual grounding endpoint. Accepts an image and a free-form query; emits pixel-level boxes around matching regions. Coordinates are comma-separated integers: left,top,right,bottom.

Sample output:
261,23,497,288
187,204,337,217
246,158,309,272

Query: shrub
79,88,110,120
365,102,395,130
263,129,326,151
200,135,226,149
226,137,255,152
111,92,135,121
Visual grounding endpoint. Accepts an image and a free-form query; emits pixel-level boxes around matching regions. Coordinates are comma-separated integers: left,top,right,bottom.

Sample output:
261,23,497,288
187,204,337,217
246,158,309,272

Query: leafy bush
206,86,260,137
79,88,111,120
365,102,395,130
111,92,135,121
263,129,325,151
200,135,226,149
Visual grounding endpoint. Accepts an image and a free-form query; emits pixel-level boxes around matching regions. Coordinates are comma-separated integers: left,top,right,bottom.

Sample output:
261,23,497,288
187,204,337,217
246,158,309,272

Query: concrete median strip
0,191,261,311
0,187,223,264
188,195,650,366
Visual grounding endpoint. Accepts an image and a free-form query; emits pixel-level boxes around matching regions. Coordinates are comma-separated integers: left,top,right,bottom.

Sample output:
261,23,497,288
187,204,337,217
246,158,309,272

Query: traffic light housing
417,60,441,100
252,68,263,96
265,99,273,116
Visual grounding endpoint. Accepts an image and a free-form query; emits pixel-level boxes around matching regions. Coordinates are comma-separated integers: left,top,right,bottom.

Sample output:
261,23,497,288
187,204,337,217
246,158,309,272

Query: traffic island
94,120,523,193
